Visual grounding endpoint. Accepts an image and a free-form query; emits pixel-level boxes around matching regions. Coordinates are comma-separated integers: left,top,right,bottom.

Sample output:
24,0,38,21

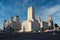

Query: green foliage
31,28,34,32
41,28,44,31
39,28,44,32
55,23,59,27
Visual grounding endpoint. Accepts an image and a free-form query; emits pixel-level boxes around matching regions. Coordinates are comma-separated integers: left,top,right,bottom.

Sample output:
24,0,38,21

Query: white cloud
44,5,60,15
36,5,60,25
0,2,5,16
43,5,60,21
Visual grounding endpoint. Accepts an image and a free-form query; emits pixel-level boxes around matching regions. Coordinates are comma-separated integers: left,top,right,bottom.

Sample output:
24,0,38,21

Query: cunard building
3,6,54,32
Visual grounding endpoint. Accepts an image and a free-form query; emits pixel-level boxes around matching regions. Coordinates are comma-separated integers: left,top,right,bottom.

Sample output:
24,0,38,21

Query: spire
16,13,19,18
28,6,35,20
16,15,19,21
16,15,19,18
4,19,7,26
3,19,7,30
48,15,53,29
38,17,41,23
10,16,13,22
48,15,52,21
38,17,41,21
4,19,7,22
14,15,19,22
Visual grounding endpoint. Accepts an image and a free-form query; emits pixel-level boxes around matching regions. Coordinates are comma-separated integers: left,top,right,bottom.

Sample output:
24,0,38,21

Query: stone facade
3,6,54,32
3,16,21,32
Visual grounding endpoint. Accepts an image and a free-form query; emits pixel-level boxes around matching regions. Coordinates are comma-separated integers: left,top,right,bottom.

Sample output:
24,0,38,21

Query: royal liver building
3,6,54,32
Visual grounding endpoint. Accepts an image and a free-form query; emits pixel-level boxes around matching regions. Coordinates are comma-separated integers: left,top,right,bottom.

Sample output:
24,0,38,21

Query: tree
39,28,40,31
55,23,59,28
31,28,34,32
40,28,44,32
41,28,44,31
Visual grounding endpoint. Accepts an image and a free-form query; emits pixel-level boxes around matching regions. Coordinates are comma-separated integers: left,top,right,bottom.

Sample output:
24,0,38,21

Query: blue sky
0,0,60,29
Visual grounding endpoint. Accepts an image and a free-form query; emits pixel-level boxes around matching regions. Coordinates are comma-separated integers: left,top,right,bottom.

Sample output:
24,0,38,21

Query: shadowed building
3,16,21,32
